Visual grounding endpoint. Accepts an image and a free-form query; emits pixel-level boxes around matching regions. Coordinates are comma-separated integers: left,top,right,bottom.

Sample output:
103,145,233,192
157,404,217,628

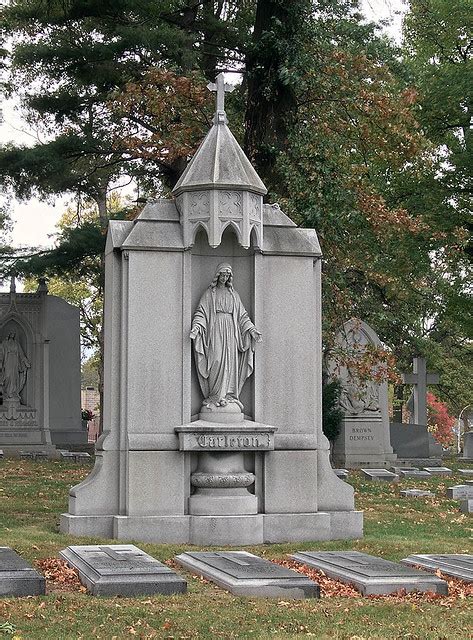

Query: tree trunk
244,0,308,193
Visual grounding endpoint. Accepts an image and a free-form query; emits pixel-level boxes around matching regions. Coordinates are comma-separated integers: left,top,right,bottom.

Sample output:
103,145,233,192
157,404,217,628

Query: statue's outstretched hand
251,328,262,343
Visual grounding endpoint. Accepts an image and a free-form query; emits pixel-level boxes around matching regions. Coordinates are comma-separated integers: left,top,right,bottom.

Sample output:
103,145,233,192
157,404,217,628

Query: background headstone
328,319,396,469
0,277,84,455
390,357,442,461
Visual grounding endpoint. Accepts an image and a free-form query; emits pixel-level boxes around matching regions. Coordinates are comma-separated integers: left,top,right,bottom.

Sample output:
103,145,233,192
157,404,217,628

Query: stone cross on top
402,356,439,426
207,73,234,122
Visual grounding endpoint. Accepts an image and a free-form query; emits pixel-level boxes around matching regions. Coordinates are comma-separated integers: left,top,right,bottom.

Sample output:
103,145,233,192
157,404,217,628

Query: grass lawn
0,457,471,640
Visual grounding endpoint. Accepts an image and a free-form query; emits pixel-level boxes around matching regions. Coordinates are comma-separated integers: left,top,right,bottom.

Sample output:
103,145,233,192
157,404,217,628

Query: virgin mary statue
190,263,261,410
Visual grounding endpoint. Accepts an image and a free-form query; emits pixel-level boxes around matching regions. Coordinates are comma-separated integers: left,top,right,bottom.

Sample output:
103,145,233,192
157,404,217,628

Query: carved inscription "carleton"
196,434,270,449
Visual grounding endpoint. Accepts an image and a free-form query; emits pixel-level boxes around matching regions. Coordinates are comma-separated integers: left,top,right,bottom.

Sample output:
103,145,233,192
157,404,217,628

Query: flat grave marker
0,547,45,597
458,468,473,476
361,469,399,482
423,467,452,475
401,554,473,583
400,489,434,498
333,469,349,479
175,551,319,598
446,485,473,500
399,470,431,478
390,466,418,474
59,545,187,596
291,551,447,595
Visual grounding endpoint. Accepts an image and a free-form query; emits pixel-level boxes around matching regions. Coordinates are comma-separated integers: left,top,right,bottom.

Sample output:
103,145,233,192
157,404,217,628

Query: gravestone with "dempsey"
59,545,187,596
291,551,447,595
175,551,319,598
401,554,473,583
0,547,45,596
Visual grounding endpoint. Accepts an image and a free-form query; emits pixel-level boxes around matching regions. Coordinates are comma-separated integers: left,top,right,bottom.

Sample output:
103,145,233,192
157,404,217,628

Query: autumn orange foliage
427,392,456,447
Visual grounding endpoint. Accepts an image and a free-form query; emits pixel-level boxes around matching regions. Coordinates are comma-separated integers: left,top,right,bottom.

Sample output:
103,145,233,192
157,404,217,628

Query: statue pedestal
177,422,274,519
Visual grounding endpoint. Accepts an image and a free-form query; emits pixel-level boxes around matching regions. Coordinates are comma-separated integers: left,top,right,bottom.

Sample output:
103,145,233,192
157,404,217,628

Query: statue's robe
192,286,256,403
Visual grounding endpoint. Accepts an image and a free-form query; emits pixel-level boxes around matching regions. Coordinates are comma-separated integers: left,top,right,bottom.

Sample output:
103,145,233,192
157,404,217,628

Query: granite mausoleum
0,277,84,454
329,319,396,469
61,74,362,545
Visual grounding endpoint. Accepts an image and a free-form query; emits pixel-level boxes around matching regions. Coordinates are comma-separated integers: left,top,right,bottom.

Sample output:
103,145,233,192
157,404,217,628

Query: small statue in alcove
190,263,262,412
0,331,30,402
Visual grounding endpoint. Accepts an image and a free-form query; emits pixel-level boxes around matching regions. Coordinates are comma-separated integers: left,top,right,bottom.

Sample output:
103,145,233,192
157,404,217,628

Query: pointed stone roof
172,74,266,197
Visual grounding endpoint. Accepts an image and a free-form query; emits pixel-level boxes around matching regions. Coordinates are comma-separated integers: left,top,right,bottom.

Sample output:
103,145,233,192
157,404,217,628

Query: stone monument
60,74,362,545
0,277,84,454
390,356,443,460
328,319,397,469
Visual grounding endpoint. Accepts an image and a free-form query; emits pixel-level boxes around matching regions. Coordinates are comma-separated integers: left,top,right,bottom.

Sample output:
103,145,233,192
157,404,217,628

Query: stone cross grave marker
207,72,235,115
401,357,439,426
60,545,187,596
292,551,447,595
401,554,473,583
175,551,319,598
0,547,45,596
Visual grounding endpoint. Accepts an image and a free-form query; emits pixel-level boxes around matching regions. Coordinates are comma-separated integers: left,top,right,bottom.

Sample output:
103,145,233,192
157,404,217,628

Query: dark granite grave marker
175,551,319,598
59,545,187,596
401,554,473,582
291,551,447,595
0,547,45,596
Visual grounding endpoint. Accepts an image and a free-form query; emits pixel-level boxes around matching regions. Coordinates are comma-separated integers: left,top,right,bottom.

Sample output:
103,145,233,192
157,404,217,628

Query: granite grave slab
175,551,319,598
458,469,473,476
0,547,45,596
423,467,452,475
400,489,434,497
390,466,418,474
446,485,473,500
401,554,473,582
291,551,447,595
361,469,399,482
399,470,431,478
60,545,187,596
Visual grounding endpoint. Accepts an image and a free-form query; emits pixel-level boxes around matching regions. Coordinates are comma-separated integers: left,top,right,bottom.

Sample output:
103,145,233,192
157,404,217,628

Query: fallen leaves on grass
35,558,84,593
273,559,473,606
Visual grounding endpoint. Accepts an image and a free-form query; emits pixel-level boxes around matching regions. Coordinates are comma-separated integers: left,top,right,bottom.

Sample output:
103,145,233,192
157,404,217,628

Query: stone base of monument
175,551,320,598
61,511,363,546
0,444,58,459
332,416,397,469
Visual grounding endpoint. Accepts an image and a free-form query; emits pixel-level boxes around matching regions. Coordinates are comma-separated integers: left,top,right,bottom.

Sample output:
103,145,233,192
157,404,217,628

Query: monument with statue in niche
0,276,84,454
60,74,362,545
